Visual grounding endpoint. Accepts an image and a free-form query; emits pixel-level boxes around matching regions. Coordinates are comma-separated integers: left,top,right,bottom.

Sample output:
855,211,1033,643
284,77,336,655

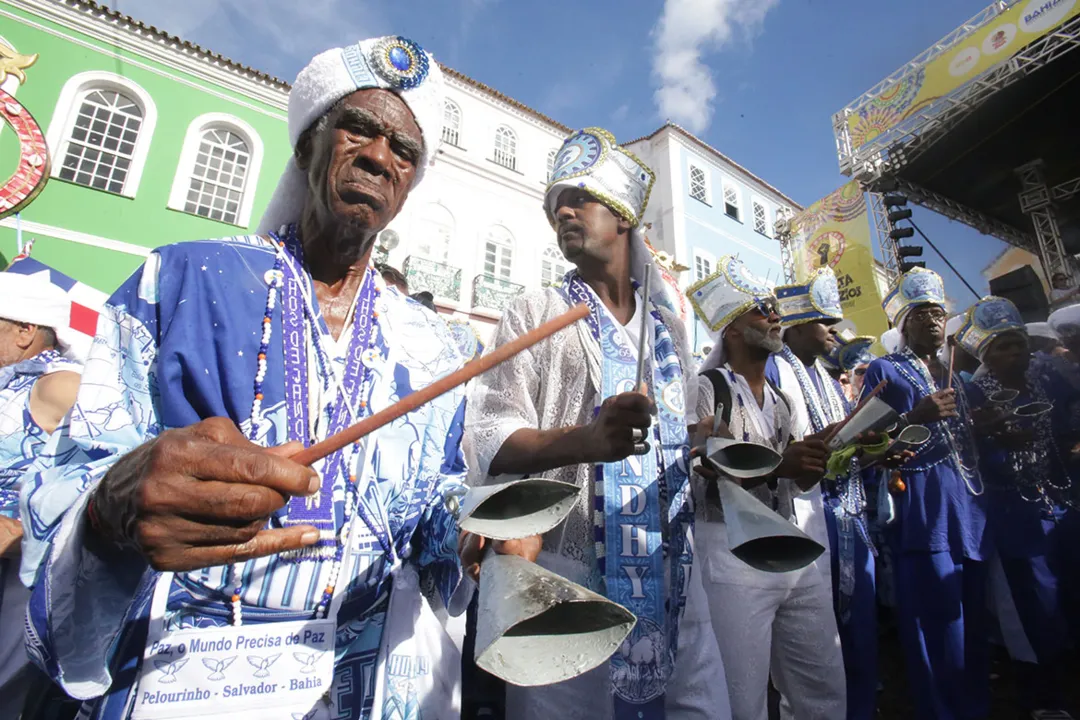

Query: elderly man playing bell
19,37,472,720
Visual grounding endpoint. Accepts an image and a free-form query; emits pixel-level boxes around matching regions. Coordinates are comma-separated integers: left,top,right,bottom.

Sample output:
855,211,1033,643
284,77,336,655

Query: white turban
257,36,445,234
1048,305,1080,338
1026,322,1058,340
0,272,71,348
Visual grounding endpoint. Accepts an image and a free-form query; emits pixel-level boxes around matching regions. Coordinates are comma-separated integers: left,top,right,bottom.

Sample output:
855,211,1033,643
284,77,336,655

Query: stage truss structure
833,2,1080,280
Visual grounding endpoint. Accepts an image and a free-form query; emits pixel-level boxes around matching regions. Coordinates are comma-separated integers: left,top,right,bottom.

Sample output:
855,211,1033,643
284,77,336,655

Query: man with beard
769,270,876,720
959,296,1080,720
19,36,472,720
689,256,846,720
465,127,727,720
862,267,989,720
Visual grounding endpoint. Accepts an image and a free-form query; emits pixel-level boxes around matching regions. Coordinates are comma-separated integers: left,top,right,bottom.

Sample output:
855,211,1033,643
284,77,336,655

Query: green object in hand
825,435,891,480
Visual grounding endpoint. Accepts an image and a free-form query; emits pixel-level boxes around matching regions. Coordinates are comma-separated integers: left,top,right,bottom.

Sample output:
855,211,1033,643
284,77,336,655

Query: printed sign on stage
789,181,889,349
845,0,1080,152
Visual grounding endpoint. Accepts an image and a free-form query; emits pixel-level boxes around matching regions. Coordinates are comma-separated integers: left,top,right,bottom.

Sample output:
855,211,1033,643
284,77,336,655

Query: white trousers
697,519,845,720
505,550,732,720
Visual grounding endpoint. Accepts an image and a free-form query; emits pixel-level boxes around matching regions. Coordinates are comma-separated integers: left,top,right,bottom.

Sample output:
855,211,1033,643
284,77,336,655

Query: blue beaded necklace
227,229,381,626
891,348,983,495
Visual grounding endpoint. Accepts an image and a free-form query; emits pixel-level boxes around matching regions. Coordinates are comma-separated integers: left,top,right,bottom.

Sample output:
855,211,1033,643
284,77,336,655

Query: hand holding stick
945,345,956,390
634,266,652,395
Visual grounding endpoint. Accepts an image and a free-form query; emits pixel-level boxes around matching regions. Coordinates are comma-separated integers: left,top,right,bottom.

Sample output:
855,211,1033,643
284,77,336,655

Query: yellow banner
847,0,1080,151
790,181,889,347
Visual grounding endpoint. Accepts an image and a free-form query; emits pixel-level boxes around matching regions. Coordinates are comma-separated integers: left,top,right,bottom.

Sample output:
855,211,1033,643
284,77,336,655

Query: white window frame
442,99,462,147
166,113,264,228
688,162,710,205
493,125,517,171
415,202,455,264
722,179,741,222
751,196,770,237
540,245,570,287
481,225,514,281
693,249,716,283
46,71,158,198
546,148,558,182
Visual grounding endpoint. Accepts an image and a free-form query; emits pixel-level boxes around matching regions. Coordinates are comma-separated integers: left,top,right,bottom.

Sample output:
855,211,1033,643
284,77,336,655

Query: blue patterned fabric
557,271,694,720
861,353,987,559
18,231,467,719
0,349,81,519
964,358,1079,558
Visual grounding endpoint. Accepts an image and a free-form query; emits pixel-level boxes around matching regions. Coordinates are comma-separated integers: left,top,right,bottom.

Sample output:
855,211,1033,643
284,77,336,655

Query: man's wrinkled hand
92,417,322,572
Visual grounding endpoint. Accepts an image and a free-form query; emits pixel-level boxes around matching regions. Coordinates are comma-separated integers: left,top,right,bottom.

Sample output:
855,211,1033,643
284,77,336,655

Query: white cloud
114,0,387,82
651,0,779,134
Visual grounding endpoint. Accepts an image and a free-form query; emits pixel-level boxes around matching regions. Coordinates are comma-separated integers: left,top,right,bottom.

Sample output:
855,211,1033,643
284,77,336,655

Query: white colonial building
372,69,570,342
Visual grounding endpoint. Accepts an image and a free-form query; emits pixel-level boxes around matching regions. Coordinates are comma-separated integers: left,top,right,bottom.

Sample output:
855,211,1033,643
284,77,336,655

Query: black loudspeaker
988,265,1049,322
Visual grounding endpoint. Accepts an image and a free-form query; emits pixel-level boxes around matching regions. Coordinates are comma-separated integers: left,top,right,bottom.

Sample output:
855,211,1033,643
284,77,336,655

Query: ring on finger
632,441,650,456
630,427,647,443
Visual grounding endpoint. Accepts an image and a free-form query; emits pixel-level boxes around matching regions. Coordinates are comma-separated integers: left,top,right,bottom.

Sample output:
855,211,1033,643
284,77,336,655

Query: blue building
627,123,801,353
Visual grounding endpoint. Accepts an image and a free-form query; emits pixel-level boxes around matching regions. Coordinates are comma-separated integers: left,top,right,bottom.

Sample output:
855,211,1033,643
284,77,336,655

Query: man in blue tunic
862,267,989,720
769,270,877,720
19,36,470,720
0,271,83,717
959,296,1080,720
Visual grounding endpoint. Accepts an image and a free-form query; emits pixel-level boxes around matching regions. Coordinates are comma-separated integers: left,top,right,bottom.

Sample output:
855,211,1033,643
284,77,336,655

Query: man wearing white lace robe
464,128,728,720
687,256,846,720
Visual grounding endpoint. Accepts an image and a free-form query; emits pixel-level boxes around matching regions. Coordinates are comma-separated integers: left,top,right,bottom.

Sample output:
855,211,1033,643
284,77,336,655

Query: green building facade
0,0,292,294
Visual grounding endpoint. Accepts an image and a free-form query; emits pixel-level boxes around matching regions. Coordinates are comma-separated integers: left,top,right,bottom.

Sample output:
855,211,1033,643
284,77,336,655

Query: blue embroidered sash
274,227,387,559
778,347,870,620
559,271,693,720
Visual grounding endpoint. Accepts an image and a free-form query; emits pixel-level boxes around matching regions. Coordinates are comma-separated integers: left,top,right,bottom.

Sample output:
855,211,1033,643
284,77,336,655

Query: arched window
442,100,461,146
47,71,157,198
546,149,557,181
167,113,265,227
540,245,569,287
493,126,516,170
416,203,454,263
483,226,514,280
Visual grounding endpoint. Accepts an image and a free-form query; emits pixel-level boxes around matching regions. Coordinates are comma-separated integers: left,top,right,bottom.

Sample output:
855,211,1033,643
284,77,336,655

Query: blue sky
117,0,1009,306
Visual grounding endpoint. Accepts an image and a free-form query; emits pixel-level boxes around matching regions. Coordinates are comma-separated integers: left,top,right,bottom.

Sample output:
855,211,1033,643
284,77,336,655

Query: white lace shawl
463,287,697,568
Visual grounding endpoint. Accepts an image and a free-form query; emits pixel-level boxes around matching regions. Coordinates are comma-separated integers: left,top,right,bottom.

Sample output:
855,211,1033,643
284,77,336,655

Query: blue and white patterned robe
0,349,81,519
18,233,467,720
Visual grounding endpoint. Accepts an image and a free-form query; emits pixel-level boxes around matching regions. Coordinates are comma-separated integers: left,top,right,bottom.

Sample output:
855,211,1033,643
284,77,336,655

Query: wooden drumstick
291,304,589,466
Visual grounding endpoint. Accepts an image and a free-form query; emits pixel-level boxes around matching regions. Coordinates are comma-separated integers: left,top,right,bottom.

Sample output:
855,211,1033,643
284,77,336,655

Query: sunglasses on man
753,296,779,318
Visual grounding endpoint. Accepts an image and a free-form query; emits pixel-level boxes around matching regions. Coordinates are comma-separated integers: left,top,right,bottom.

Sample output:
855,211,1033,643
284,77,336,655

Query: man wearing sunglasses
689,256,845,720
863,268,989,720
